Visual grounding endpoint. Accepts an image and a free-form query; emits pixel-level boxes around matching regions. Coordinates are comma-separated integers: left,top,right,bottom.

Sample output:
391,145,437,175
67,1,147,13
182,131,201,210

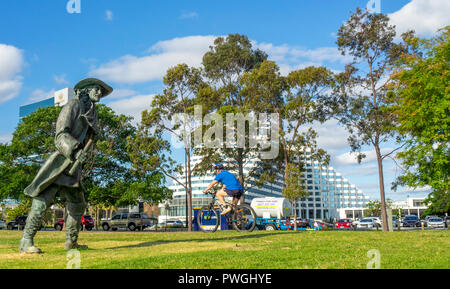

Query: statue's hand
74,149,87,163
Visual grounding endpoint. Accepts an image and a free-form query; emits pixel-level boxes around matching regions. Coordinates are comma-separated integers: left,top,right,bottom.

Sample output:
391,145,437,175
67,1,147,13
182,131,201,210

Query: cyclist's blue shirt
214,170,243,191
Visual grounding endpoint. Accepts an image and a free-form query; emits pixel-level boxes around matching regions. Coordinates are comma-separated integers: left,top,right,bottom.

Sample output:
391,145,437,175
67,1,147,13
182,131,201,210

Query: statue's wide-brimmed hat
74,78,113,98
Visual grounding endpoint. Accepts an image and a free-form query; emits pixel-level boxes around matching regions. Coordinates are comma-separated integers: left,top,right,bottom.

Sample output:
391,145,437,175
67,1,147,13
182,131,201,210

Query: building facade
392,197,428,217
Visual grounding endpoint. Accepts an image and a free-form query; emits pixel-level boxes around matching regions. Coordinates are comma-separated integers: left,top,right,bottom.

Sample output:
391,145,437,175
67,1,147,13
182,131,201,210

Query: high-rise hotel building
160,154,370,223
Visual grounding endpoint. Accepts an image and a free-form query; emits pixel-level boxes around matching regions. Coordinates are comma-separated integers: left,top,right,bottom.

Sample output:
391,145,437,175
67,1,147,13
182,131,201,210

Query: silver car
427,218,445,228
357,218,376,229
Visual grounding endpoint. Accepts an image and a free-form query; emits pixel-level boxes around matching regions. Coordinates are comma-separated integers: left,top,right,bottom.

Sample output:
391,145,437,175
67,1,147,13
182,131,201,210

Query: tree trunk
375,144,389,231
237,148,245,204
294,201,298,231
186,148,193,232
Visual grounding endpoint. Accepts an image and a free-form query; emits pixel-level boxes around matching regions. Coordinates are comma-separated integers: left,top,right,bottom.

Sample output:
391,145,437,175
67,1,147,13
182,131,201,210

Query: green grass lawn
0,230,448,269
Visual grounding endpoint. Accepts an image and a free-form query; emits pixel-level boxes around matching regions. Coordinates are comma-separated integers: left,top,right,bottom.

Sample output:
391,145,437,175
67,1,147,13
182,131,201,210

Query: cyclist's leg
232,195,240,206
216,186,228,206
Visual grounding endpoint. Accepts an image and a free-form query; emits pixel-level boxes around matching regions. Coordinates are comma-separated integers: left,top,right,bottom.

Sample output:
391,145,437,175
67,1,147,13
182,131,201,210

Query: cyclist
202,163,243,215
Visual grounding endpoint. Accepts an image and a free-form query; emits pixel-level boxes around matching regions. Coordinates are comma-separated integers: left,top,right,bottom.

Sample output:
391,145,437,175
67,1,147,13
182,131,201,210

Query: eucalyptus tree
138,63,207,231
241,61,332,225
327,8,405,231
193,34,268,202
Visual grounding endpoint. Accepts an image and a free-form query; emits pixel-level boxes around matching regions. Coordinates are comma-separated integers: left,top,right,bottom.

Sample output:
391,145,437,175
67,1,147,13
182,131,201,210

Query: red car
54,215,94,231
335,218,353,229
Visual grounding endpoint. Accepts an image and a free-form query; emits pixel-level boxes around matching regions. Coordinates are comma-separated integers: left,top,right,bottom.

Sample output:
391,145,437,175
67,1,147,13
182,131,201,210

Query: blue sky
0,0,448,201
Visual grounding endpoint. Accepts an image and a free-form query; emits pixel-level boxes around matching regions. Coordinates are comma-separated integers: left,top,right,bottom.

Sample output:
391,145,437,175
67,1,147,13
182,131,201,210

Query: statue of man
19,78,113,254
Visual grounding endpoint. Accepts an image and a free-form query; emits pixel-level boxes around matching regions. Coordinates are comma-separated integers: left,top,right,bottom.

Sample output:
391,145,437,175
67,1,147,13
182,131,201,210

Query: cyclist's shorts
224,188,243,199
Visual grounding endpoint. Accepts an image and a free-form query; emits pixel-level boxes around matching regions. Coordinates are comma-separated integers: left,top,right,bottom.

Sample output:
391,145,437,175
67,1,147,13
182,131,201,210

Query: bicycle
197,190,257,233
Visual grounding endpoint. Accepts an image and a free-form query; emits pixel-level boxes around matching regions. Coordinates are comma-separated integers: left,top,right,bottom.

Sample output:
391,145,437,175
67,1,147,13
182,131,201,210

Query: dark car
6,215,28,230
402,215,421,227
54,215,95,231
287,218,310,229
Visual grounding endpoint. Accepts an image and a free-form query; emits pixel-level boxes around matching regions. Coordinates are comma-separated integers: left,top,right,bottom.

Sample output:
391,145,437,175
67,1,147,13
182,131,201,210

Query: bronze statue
19,78,112,254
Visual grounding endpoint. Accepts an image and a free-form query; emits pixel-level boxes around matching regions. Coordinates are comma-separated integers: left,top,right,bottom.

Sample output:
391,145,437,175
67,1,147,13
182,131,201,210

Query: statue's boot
64,241,88,250
19,238,42,254
65,201,88,251
19,196,50,254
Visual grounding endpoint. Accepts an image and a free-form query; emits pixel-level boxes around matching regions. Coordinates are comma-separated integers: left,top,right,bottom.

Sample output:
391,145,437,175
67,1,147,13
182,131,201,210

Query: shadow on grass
106,231,299,250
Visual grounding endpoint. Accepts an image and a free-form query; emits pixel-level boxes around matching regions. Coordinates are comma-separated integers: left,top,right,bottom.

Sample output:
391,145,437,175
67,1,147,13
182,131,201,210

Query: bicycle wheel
197,206,219,233
232,204,257,232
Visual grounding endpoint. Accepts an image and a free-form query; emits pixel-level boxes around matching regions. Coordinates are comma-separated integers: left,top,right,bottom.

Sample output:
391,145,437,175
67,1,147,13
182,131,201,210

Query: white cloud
53,74,69,85
106,94,155,123
255,42,352,75
105,10,114,21
180,11,198,20
89,35,217,84
334,148,395,166
305,119,350,155
0,133,12,144
108,88,138,99
0,44,24,104
389,0,450,37
90,35,353,84
29,89,56,103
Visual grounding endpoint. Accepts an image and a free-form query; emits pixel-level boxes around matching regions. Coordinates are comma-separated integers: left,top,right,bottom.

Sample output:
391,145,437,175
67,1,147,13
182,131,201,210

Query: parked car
0,220,4,230
335,219,353,229
164,220,184,228
425,215,439,221
392,215,399,228
6,215,28,230
289,218,310,228
365,216,382,227
352,218,362,228
357,218,376,229
426,217,445,228
402,215,421,227
54,215,95,231
102,212,154,231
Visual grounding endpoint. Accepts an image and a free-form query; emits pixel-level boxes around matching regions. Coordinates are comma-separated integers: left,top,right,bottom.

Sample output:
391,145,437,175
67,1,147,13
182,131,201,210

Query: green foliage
390,27,449,215
364,199,393,217
5,198,31,222
0,106,61,201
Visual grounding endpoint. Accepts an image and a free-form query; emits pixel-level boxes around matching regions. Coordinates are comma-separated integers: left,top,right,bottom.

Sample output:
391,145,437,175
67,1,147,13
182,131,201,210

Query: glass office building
19,97,55,118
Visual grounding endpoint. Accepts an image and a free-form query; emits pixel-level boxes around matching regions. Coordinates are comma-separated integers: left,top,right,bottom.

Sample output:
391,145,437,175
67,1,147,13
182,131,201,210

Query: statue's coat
24,98,98,197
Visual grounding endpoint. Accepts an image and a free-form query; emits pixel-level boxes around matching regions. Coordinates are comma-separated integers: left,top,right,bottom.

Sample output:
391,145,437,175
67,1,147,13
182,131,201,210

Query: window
121,213,129,219
112,215,121,220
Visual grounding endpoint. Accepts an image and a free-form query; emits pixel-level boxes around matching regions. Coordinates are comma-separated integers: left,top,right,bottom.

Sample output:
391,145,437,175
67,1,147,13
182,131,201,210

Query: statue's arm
55,100,81,161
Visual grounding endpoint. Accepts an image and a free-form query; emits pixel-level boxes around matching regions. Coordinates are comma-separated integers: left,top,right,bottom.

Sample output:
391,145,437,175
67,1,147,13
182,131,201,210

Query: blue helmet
213,163,225,170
